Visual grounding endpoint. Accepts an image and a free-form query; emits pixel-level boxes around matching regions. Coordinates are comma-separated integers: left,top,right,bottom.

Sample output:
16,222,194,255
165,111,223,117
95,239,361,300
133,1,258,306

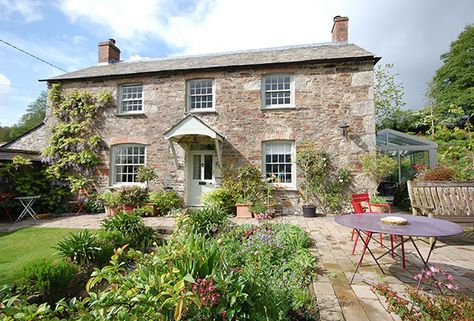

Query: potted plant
296,147,320,217
136,165,157,189
235,196,253,218
369,195,390,213
119,186,148,212
148,190,182,216
250,202,267,218
100,190,121,216
361,152,397,197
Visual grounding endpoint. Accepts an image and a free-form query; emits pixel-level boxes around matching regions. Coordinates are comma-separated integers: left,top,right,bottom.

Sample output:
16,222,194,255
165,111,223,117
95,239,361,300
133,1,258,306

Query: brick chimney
98,39,121,64
331,16,349,43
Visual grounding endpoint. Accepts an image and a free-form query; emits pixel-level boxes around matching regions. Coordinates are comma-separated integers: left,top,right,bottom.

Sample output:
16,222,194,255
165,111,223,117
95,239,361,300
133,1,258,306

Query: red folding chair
350,193,405,268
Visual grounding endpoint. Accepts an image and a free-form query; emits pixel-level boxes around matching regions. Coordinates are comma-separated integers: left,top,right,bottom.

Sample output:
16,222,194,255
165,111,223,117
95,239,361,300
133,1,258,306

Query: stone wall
44,59,376,214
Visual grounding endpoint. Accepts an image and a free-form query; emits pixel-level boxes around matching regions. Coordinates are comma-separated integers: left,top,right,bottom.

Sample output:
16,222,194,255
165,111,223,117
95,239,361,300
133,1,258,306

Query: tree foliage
430,24,474,123
375,63,406,130
0,91,47,142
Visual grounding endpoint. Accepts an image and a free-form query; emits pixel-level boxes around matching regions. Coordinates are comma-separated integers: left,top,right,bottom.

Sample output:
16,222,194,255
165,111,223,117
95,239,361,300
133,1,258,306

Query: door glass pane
204,154,213,180
192,155,201,180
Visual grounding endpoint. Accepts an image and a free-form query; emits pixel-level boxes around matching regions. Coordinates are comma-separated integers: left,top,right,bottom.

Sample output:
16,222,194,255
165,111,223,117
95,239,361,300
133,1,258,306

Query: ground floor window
111,144,146,185
262,141,295,187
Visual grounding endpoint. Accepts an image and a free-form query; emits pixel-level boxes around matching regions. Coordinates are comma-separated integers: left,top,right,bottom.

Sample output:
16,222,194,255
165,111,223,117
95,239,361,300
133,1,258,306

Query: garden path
1,213,473,321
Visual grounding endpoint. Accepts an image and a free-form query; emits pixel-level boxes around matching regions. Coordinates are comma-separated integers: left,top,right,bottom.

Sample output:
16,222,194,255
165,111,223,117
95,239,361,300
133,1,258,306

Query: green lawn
0,227,82,285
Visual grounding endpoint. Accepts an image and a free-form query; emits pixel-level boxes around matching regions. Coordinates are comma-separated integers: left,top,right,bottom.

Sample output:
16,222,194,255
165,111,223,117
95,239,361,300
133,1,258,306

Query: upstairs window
262,75,294,108
120,85,143,113
187,79,215,111
111,144,146,185
262,141,296,188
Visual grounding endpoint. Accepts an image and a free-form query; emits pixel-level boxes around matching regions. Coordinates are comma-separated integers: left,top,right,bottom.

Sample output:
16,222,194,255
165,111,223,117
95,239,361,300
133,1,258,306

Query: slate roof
43,42,377,82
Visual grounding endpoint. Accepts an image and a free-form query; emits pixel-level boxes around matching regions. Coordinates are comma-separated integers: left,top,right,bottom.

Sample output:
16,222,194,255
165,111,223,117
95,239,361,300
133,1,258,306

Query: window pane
204,154,213,180
188,80,214,110
263,75,292,107
263,141,294,185
121,85,143,112
193,155,201,180
112,145,146,184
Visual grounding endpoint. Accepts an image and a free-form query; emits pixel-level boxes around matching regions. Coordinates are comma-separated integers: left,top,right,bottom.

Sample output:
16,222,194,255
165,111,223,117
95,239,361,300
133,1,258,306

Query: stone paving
1,213,473,321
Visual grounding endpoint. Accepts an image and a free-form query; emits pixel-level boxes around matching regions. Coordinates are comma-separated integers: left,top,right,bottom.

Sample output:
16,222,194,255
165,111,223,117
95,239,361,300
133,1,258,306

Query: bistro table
14,196,40,223
335,213,464,284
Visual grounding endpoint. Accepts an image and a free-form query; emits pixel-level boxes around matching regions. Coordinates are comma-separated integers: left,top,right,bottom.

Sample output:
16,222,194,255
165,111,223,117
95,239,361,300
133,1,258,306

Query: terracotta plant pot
370,204,388,213
236,204,252,218
105,206,121,216
123,204,136,213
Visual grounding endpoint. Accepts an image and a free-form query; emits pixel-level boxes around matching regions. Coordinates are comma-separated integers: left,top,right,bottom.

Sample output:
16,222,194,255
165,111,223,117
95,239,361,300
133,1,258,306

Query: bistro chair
350,193,405,268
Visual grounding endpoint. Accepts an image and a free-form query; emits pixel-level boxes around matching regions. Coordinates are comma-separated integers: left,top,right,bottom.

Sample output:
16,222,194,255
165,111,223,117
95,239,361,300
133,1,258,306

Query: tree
7,91,47,140
430,24,474,123
0,126,11,143
374,63,406,130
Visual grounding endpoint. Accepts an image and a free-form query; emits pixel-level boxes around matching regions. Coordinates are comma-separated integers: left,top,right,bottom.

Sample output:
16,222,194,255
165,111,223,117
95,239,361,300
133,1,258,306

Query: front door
188,151,215,206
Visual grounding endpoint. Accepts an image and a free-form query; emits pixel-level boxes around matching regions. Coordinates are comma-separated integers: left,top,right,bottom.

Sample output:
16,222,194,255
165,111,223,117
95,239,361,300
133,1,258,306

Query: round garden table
335,213,464,284
14,196,40,223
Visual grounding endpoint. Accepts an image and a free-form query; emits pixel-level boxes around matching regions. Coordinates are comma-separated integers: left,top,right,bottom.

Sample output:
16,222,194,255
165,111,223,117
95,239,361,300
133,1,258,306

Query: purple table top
335,213,464,237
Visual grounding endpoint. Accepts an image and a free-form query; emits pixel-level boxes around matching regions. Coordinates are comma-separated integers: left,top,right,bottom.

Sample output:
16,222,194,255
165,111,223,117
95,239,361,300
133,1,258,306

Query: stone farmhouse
5,16,378,214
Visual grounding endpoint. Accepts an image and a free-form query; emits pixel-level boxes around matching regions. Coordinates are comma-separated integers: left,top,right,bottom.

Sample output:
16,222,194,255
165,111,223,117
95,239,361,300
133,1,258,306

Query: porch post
168,140,182,169
215,138,223,169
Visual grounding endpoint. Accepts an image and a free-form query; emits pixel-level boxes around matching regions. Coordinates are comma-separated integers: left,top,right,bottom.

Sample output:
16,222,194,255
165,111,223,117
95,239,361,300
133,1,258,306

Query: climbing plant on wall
42,84,113,192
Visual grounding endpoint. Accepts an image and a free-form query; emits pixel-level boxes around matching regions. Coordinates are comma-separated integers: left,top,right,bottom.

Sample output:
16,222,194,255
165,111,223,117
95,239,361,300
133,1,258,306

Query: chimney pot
331,16,349,43
98,39,121,64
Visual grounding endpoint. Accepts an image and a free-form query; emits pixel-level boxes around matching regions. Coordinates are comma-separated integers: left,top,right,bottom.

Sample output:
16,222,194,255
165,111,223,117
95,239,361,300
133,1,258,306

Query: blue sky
0,0,473,126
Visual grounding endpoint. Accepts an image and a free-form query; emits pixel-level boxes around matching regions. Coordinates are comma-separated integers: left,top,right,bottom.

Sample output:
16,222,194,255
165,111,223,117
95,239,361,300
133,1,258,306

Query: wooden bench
407,181,474,228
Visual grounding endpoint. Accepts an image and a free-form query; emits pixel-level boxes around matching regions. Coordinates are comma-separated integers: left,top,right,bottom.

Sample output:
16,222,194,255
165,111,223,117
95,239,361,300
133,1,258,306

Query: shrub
136,165,157,185
100,190,121,208
83,192,104,213
148,190,182,215
185,205,229,237
201,187,236,214
22,259,80,303
55,230,102,267
417,165,456,181
119,186,148,206
101,211,156,249
361,152,397,194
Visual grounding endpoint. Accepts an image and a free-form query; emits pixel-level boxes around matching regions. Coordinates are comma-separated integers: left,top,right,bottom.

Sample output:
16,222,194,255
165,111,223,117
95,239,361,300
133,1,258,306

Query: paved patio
1,213,473,321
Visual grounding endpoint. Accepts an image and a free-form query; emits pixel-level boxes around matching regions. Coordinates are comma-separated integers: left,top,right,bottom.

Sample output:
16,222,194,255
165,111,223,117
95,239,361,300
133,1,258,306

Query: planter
236,204,253,218
105,206,121,216
123,204,136,213
302,205,316,217
370,204,388,213
36,213,52,219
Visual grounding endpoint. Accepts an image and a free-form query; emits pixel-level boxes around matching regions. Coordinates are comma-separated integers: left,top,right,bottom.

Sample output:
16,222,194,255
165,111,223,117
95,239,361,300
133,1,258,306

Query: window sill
116,112,145,117
110,182,146,188
273,185,298,192
260,106,297,111
187,110,218,114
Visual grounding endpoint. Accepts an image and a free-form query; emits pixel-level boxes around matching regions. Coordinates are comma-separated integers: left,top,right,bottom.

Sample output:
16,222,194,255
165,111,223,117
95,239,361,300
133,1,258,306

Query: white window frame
262,140,296,189
261,74,295,109
110,144,146,186
186,79,216,112
118,84,144,114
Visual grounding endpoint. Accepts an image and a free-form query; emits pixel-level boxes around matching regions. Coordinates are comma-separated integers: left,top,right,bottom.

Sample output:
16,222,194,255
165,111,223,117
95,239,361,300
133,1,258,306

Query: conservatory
376,129,438,184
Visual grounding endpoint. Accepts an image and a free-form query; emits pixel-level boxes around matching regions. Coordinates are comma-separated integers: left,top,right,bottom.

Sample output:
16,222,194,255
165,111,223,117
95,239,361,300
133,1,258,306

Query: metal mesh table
14,196,40,223
335,213,464,284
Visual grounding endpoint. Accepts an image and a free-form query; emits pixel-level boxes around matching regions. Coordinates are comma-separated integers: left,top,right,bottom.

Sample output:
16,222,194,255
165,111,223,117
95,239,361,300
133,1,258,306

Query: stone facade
40,59,376,214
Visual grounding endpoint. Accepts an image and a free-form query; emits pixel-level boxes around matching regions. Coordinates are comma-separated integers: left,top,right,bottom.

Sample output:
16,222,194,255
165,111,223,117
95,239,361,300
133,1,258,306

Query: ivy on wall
42,84,113,192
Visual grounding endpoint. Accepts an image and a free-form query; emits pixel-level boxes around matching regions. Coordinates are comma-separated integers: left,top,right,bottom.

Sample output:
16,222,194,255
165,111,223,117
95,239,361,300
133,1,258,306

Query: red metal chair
350,193,405,269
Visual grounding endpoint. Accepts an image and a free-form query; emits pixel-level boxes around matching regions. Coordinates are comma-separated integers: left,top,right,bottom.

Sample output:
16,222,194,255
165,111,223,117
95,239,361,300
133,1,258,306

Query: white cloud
58,0,359,55
127,55,155,62
0,0,42,22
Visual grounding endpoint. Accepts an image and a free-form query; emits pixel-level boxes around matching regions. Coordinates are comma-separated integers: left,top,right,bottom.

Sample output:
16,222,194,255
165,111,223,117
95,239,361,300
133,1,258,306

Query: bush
100,190,121,208
201,187,236,214
55,230,102,267
119,186,148,206
83,192,104,213
417,165,456,181
148,190,182,215
22,259,80,303
184,205,229,237
101,211,156,249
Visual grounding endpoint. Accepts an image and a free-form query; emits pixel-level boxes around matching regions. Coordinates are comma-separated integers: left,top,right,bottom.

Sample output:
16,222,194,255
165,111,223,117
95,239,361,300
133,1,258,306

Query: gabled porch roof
164,114,224,142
